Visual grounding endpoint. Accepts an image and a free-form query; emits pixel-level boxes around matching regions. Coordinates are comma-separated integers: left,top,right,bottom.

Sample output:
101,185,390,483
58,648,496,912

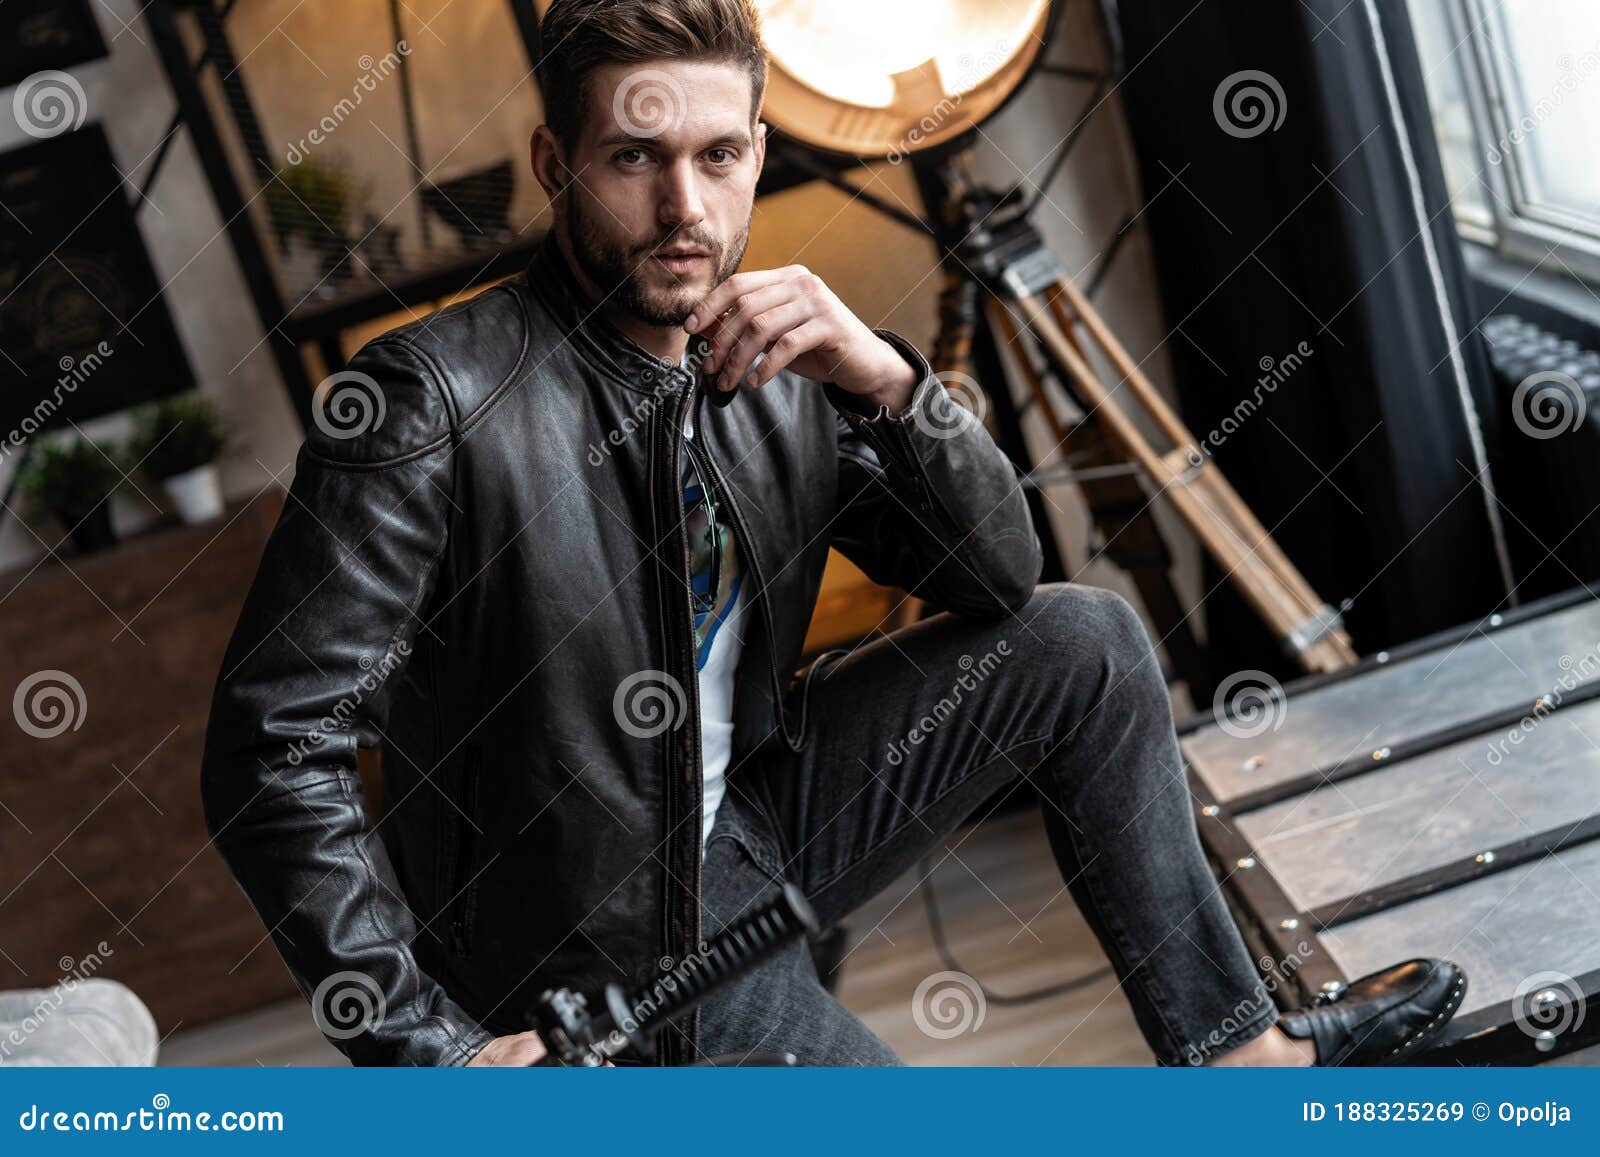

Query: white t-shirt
680,352,745,852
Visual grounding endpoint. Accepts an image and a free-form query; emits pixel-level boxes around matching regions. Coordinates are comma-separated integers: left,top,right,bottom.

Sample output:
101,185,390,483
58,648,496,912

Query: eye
614,147,651,167
706,147,738,166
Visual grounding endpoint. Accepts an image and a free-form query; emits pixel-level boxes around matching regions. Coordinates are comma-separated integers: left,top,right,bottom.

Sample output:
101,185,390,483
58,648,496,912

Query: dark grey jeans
695,581,1279,1067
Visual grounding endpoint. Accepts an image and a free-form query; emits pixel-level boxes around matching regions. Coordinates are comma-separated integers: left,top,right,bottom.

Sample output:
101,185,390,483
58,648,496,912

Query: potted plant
264,154,366,292
128,393,229,524
15,437,124,554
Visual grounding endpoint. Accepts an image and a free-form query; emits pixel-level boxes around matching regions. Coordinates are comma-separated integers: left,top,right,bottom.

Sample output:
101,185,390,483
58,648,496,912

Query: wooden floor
160,810,1151,1066
158,807,1600,1068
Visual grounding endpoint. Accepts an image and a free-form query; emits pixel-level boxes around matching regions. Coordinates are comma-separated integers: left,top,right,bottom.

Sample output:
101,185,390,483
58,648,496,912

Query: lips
650,251,711,274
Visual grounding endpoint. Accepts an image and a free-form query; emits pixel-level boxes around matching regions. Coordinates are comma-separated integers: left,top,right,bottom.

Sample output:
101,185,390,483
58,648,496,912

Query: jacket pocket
444,749,481,957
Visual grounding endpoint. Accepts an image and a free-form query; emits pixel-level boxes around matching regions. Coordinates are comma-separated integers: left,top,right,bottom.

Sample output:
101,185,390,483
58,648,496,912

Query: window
1408,0,1600,280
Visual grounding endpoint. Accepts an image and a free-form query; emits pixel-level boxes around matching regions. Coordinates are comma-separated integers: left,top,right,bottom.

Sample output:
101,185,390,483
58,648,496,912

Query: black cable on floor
918,855,1115,1007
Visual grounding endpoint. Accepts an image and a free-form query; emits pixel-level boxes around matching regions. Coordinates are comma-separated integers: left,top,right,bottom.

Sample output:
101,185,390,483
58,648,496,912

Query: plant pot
162,462,224,524
64,504,117,555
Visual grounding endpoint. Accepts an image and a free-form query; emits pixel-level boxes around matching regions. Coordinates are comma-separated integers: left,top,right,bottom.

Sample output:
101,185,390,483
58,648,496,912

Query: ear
753,120,767,181
530,125,569,201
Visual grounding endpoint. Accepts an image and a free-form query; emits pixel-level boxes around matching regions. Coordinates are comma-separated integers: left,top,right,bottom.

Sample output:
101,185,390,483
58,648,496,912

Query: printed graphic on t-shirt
683,447,743,667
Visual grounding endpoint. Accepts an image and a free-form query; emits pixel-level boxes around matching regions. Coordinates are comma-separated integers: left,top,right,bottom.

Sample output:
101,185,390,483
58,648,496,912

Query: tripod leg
985,299,1210,690
931,270,1069,587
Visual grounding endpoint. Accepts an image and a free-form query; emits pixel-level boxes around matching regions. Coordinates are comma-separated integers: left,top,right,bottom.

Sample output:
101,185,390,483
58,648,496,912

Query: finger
718,301,811,391
702,281,800,374
687,265,805,334
747,318,831,388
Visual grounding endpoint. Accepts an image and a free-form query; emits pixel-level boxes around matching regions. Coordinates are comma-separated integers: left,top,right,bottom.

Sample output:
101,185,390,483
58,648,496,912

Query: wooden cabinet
0,493,303,1034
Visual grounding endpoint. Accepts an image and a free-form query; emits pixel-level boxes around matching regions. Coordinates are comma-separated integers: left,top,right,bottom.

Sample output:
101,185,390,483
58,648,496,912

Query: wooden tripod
990,270,1357,674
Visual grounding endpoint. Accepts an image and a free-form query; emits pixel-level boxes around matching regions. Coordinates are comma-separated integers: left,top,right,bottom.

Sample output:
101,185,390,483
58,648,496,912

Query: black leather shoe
1278,958,1467,1065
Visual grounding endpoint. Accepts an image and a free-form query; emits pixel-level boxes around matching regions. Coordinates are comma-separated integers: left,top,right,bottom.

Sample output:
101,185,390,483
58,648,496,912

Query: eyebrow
595,130,752,150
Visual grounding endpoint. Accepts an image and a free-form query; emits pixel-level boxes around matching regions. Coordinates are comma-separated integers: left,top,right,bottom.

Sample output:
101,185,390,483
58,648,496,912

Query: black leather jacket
200,228,1042,1065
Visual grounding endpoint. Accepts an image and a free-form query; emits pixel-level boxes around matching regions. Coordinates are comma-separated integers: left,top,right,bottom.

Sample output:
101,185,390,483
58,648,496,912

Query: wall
0,0,1199,673
0,0,298,573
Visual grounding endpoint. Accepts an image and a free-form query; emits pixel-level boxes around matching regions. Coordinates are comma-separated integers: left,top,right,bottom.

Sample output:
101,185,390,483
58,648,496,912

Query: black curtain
1107,0,1511,677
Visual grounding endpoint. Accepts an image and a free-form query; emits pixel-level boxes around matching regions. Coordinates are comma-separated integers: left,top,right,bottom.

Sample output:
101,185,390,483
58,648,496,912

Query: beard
564,194,748,327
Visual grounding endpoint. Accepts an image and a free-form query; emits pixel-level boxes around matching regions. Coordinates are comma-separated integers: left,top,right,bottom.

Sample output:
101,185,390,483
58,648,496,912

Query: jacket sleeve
823,328,1044,617
199,337,493,1067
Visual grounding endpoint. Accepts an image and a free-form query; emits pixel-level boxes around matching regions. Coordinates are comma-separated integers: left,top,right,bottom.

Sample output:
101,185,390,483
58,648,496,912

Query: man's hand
685,265,917,414
467,1030,549,1067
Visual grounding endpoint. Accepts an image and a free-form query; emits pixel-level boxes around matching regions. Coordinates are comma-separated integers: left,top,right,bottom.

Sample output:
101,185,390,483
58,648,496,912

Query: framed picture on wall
0,0,108,87
0,124,195,438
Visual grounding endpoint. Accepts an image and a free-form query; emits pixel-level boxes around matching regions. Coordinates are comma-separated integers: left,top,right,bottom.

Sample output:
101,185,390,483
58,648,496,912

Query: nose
657,156,707,233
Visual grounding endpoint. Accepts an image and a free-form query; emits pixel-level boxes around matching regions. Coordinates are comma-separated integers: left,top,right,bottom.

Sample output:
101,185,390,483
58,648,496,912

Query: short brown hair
537,0,768,150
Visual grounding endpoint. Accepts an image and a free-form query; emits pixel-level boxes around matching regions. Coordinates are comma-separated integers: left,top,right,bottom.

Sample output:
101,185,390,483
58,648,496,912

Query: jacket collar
522,226,688,398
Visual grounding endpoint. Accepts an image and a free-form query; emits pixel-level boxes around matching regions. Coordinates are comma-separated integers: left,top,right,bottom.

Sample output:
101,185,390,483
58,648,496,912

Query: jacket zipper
694,410,806,754
651,367,704,1065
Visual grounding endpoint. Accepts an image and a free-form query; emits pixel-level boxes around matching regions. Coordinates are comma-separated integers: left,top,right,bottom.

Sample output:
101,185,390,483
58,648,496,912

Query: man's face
549,60,764,327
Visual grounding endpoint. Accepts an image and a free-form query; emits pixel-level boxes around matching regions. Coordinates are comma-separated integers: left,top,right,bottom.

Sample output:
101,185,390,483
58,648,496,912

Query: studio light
753,0,1055,157
529,0,1056,159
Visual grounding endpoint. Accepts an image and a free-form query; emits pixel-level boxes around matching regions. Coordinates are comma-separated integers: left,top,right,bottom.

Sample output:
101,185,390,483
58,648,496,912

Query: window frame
1428,0,1600,284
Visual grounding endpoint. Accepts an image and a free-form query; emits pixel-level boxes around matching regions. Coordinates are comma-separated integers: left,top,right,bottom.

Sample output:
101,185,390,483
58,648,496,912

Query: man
202,0,1466,1068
